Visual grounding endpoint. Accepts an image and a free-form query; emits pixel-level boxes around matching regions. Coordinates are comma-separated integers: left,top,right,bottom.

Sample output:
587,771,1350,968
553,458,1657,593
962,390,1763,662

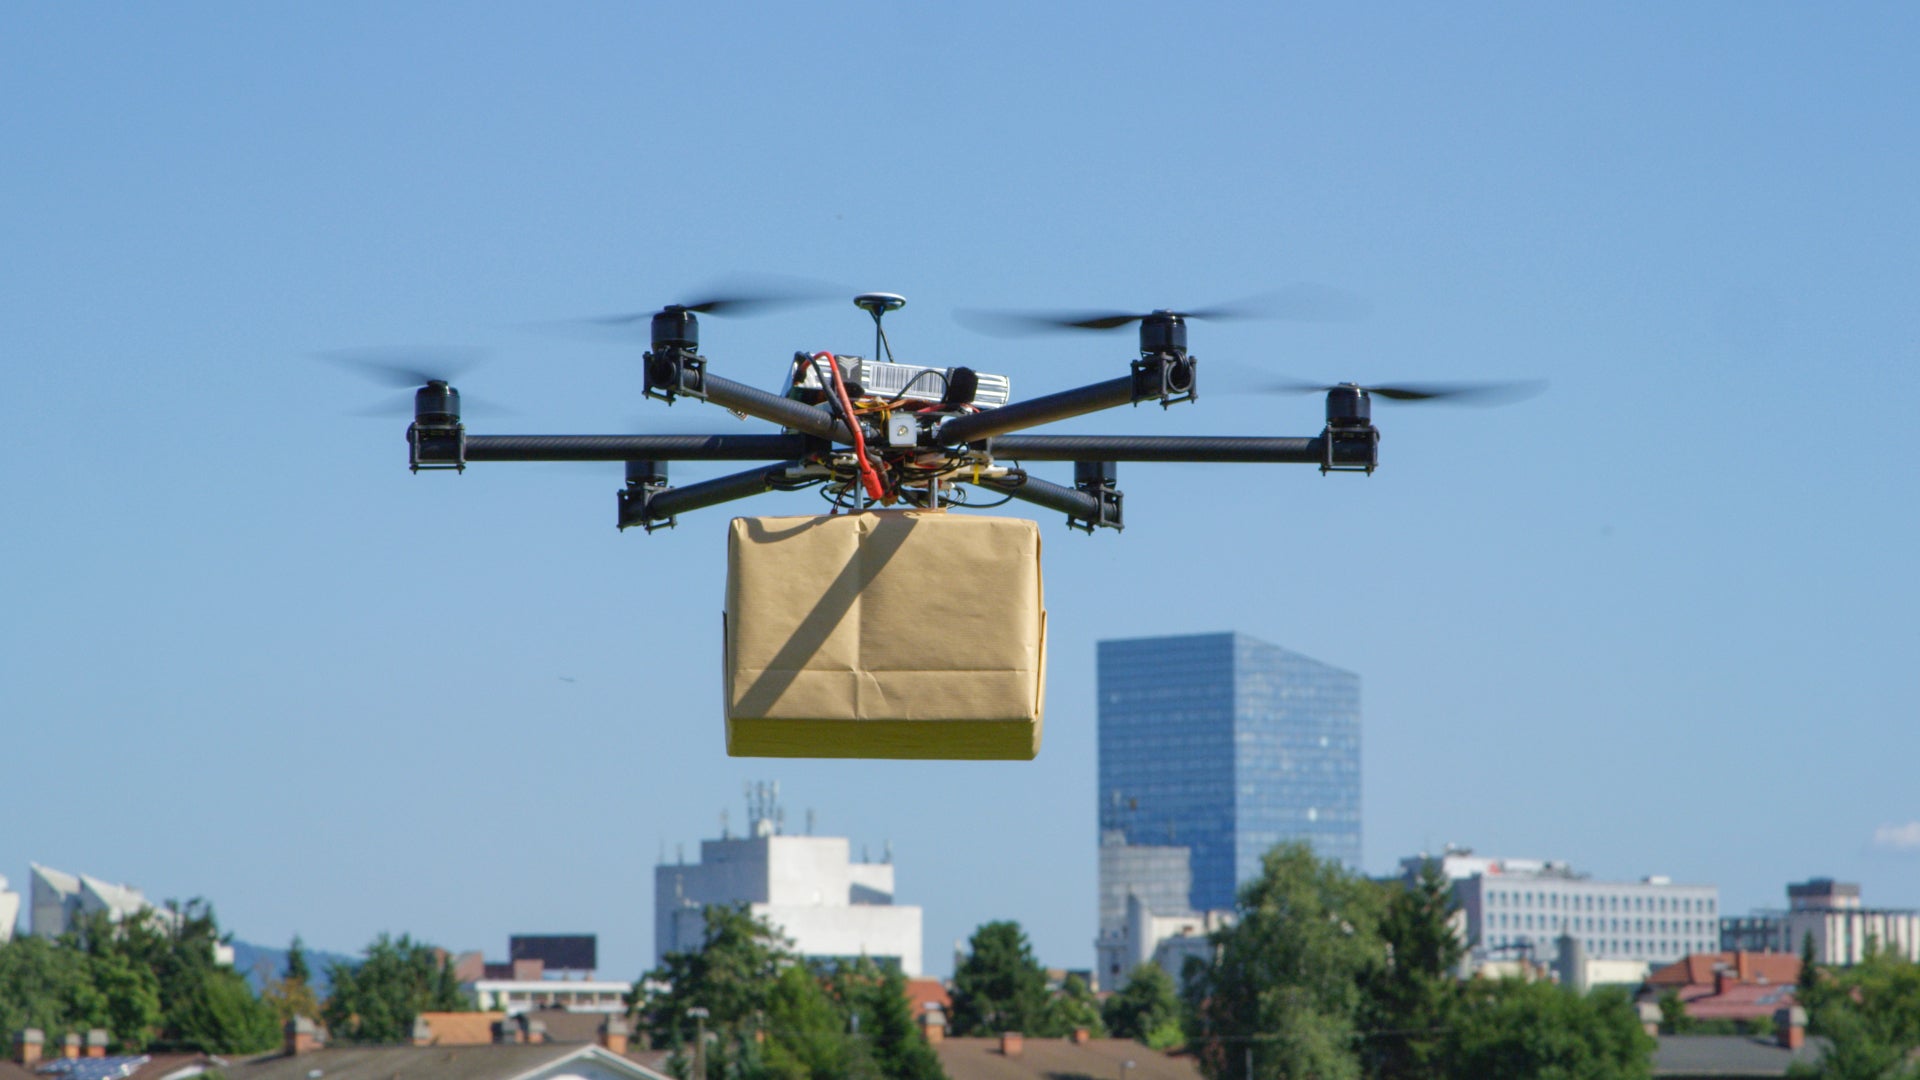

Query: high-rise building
1097,632,1362,918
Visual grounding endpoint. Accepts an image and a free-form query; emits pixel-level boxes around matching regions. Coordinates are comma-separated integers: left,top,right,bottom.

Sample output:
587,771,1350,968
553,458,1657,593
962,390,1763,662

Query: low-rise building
1640,951,1801,1025
1720,878,1920,965
1401,847,1720,972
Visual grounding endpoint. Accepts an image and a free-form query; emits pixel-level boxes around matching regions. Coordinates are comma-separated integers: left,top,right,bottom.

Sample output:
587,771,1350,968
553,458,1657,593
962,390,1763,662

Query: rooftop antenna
806,808,815,836
721,809,730,840
883,839,893,864
676,843,685,865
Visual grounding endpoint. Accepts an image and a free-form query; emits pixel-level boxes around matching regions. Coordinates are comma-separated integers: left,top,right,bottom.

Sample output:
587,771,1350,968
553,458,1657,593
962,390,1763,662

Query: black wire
883,367,949,405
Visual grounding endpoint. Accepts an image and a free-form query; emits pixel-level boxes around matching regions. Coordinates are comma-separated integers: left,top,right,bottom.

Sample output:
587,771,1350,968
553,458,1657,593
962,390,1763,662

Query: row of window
1488,912,1714,935
1485,889,1715,915
1488,935,1713,958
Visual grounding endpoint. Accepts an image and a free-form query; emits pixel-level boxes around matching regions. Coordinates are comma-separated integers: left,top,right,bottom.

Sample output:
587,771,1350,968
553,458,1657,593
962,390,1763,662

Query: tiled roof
1652,1034,1828,1078
0,1056,222,1080
1647,952,1800,989
934,1038,1202,1080
904,978,952,1015
225,1042,669,1080
415,1013,507,1046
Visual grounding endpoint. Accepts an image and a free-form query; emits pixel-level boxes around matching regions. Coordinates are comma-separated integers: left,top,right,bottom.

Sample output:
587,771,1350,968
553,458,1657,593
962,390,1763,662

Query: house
4,1029,223,1080
934,1034,1202,1080
222,1017,673,1080
1641,951,1800,1025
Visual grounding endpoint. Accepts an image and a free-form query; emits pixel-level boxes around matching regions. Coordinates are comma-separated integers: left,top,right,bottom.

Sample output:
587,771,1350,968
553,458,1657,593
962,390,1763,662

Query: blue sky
3,5,1916,981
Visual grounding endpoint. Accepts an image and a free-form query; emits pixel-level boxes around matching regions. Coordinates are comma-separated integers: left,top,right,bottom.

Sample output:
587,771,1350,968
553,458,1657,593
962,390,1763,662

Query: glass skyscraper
1098,632,1361,913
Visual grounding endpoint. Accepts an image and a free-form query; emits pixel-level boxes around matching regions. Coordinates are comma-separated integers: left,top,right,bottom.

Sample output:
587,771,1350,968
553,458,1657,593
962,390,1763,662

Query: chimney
1737,951,1753,982
521,1018,546,1046
1636,1001,1661,1038
412,1017,434,1047
1775,1006,1807,1050
598,1016,629,1056
999,1032,1024,1058
1071,1028,1091,1045
85,1031,108,1059
1715,970,1732,997
14,1029,43,1067
62,1034,82,1060
284,1016,322,1057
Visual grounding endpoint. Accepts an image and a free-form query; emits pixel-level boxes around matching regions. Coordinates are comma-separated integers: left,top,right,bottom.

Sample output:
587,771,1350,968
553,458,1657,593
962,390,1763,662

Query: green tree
756,963,874,1080
948,922,1049,1037
1105,963,1181,1046
262,936,323,1026
1188,842,1386,1080
1362,858,1466,1080
637,905,794,1078
1655,989,1691,1035
1442,981,1653,1080
1791,949,1920,1079
1042,974,1106,1038
322,933,468,1044
0,933,100,1044
831,960,947,1080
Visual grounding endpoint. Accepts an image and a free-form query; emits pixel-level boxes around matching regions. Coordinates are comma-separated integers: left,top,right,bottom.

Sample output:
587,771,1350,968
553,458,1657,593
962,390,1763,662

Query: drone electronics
369,287,1538,533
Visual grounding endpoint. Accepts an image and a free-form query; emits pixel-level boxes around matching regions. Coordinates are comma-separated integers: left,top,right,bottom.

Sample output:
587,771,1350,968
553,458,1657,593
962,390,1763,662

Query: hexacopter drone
368,288,1531,532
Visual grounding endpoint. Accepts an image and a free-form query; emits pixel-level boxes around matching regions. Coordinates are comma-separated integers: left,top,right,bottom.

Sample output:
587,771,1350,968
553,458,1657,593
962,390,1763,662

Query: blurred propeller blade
320,347,485,387
579,273,845,329
954,283,1370,337
1261,377,1548,406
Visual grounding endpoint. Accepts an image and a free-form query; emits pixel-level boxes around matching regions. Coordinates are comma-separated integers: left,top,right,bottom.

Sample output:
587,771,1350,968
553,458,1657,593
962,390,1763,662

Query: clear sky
4,5,1916,982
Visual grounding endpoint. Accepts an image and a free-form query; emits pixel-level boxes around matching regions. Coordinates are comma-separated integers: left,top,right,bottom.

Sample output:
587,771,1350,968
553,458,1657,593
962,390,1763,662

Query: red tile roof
1646,951,1800,989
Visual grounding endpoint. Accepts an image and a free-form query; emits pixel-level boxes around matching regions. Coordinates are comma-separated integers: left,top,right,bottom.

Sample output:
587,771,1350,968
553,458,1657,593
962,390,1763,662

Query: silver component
798,356,1011,409
884,414,918,448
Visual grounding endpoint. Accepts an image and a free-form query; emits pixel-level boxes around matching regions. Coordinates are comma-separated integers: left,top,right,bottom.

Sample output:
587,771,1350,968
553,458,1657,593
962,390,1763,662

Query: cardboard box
724,511,1046,759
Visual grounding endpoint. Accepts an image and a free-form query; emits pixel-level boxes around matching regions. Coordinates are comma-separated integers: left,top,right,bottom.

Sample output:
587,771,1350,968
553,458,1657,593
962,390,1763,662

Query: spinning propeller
955,283,1372,337
1262,377,1548,405
322,348,496,418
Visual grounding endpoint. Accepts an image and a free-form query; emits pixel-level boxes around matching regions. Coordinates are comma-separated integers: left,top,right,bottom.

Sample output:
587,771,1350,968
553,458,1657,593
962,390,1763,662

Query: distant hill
230,939,359,996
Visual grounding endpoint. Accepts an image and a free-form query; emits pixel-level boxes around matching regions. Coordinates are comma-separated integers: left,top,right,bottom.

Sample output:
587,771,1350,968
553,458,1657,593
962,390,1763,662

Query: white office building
1721,879,1920,965
1403,848,1720,971
655,786,923,976
29,864,183,938
0,875,20,943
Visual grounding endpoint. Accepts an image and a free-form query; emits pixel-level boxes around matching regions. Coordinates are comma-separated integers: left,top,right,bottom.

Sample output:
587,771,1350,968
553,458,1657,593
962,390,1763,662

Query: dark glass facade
1098,632,1361,913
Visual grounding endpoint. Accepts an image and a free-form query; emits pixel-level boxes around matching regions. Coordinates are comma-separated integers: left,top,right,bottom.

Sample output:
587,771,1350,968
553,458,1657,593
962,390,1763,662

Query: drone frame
405,303,1381,534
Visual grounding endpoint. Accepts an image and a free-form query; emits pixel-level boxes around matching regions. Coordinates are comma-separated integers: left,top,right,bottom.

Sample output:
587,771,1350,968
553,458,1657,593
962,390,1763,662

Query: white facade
0,875,19,943
1721,879,1920,965
1095,891,1232,989
655,820,923,976
1402,849,1720,970
29,864,182,938
469,979,633,1015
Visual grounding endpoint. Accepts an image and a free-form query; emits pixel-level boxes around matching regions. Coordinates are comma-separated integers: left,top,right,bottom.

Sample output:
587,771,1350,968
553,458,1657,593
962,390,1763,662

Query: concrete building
0,875,19,943
28,865,186,939
1720,878,1920,965
1404,848,1720,973
655,785,922,976
1097,632,1360,979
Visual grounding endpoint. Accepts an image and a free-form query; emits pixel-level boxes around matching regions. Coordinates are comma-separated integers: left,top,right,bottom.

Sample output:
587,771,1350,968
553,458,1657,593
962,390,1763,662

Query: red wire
815,351,886,502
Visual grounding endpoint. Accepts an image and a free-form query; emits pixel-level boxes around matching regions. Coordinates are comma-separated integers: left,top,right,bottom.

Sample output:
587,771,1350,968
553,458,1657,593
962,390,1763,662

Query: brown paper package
724,511,1046,759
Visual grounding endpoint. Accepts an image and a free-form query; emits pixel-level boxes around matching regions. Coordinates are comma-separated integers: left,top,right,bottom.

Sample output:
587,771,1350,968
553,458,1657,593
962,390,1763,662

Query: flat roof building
1404,848,1720,972
656,785,922,976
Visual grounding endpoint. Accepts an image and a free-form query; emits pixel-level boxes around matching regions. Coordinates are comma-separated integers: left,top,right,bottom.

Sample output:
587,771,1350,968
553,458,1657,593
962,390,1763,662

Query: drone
368,288,1533,533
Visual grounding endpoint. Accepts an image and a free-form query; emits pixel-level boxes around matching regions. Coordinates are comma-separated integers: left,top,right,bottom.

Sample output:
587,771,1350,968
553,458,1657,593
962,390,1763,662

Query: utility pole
694,1007,712,1079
